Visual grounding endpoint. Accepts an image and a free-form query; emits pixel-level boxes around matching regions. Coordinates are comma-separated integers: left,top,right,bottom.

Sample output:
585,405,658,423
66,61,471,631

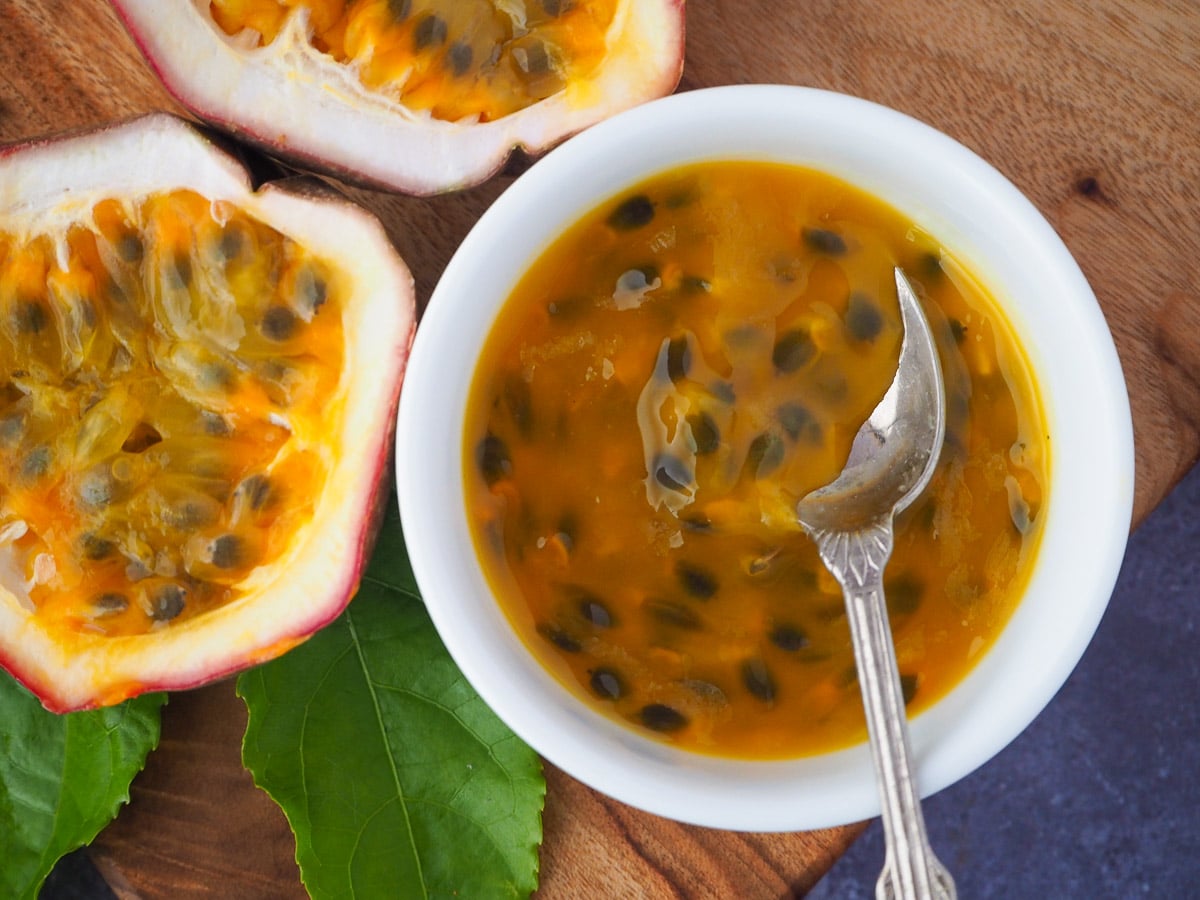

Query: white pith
110,0,685,194
0,114,415,711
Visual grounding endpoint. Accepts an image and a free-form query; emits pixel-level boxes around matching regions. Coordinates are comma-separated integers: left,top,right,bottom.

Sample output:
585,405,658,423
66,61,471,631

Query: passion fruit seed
640,703,688,732
676,561,717,600
769,623,809,652
538,623,581,653
589,667,623,700
687,411,720,455
92,593,130,617
579,596,614,628
260,305,299,341
742,658,777,703
608,194,655,231
772,328,816,373
802,226,848,256
478,433,512,485
147,583,187,622
845,291,884,342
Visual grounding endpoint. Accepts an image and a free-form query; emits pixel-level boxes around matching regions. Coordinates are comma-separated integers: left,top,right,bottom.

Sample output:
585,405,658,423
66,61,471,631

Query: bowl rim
395,84,1135,832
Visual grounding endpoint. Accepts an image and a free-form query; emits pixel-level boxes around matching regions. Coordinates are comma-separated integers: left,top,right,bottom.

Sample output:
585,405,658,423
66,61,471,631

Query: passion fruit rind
0,113,415,712
110,0,687,195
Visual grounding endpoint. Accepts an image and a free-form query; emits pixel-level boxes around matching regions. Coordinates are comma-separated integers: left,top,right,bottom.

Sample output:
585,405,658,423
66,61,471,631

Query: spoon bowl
797,268,955,899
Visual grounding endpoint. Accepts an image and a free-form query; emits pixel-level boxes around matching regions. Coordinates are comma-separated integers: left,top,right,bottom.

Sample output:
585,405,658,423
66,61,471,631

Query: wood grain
3,0,1199,897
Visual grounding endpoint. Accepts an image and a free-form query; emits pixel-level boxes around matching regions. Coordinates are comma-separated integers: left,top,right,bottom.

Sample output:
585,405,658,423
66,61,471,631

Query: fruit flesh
209,0,618,122
0,190,342,643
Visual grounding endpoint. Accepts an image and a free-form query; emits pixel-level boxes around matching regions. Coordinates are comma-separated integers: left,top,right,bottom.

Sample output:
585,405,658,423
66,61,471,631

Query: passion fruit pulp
110,0,687,194
0,114,415,712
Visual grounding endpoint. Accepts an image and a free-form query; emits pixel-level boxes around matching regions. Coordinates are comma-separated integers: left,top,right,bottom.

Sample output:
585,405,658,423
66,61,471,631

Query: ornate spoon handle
809,523,956,900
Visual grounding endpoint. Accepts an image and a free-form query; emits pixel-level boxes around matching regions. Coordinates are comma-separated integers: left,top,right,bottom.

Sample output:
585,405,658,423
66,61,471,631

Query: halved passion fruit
110,0,687,195
0,114,415,712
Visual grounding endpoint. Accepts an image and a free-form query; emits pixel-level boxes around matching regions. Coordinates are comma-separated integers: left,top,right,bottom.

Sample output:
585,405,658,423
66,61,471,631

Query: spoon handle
809,524,956,900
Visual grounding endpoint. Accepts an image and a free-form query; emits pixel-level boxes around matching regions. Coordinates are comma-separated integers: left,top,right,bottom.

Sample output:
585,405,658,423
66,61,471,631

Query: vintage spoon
796,268,955,899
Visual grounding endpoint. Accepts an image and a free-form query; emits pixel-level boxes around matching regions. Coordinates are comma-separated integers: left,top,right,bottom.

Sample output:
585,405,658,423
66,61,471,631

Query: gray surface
811,461,1200,898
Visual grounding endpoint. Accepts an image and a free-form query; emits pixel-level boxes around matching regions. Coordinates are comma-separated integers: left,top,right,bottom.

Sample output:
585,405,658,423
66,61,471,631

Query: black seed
260,305,298,342
148,584,187,622
802,226,847,256
687,411,719,455
676,561,717,600
679,513,712,533
0,413,24,445
742,658,777,703
589,668,623,700
512,39,552,76
78,469,114,507
414,14,448,49
13,299,47,335
607,194,655,231
166,497,219,529
645,599,702,630
538,623,581,653
666,335,690,383
21,446,51,480
116,233,144,263
746,432,785,479
447,40,473,75
886,574,924,616
92,592,129,617
578,595,614,628
478,433,512,486
202,412,231,436
388,0,412,20
948,317,968,344
296,267,328,314
210,534,243,569
218,226,245,261
653,456,692,493
172,252,193,288
772,328,815,373
640,703,688,732
680,275,711,294
82,533,116,561
541,0,569,14
776,403,821,443
122,422,162,453
555,513,577,553
846,291,884,342
503,376,534,438
236,474,273,511
900,673,919,705
201,362,233,389
769,623,809,652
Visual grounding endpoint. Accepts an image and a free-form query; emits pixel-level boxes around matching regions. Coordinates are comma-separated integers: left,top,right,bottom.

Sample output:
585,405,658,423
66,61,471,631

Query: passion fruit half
110,0,687,195
0,114,415,712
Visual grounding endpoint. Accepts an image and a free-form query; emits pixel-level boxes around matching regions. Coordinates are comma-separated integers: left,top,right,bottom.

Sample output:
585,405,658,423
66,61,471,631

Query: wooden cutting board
3,1,1199,896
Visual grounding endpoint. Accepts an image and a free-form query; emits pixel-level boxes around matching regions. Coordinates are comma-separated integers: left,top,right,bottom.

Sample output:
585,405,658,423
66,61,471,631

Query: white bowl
395,85,1134,832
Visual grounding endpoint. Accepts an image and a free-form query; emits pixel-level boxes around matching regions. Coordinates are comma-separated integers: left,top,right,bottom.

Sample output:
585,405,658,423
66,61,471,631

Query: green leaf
0,675,165,900
239,505,545,900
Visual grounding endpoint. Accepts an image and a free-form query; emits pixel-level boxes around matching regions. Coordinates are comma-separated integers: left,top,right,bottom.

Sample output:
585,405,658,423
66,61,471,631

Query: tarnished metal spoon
796,268,955,900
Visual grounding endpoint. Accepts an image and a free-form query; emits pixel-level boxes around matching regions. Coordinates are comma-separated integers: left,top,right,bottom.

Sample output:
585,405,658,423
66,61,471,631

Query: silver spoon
796,268,955,900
